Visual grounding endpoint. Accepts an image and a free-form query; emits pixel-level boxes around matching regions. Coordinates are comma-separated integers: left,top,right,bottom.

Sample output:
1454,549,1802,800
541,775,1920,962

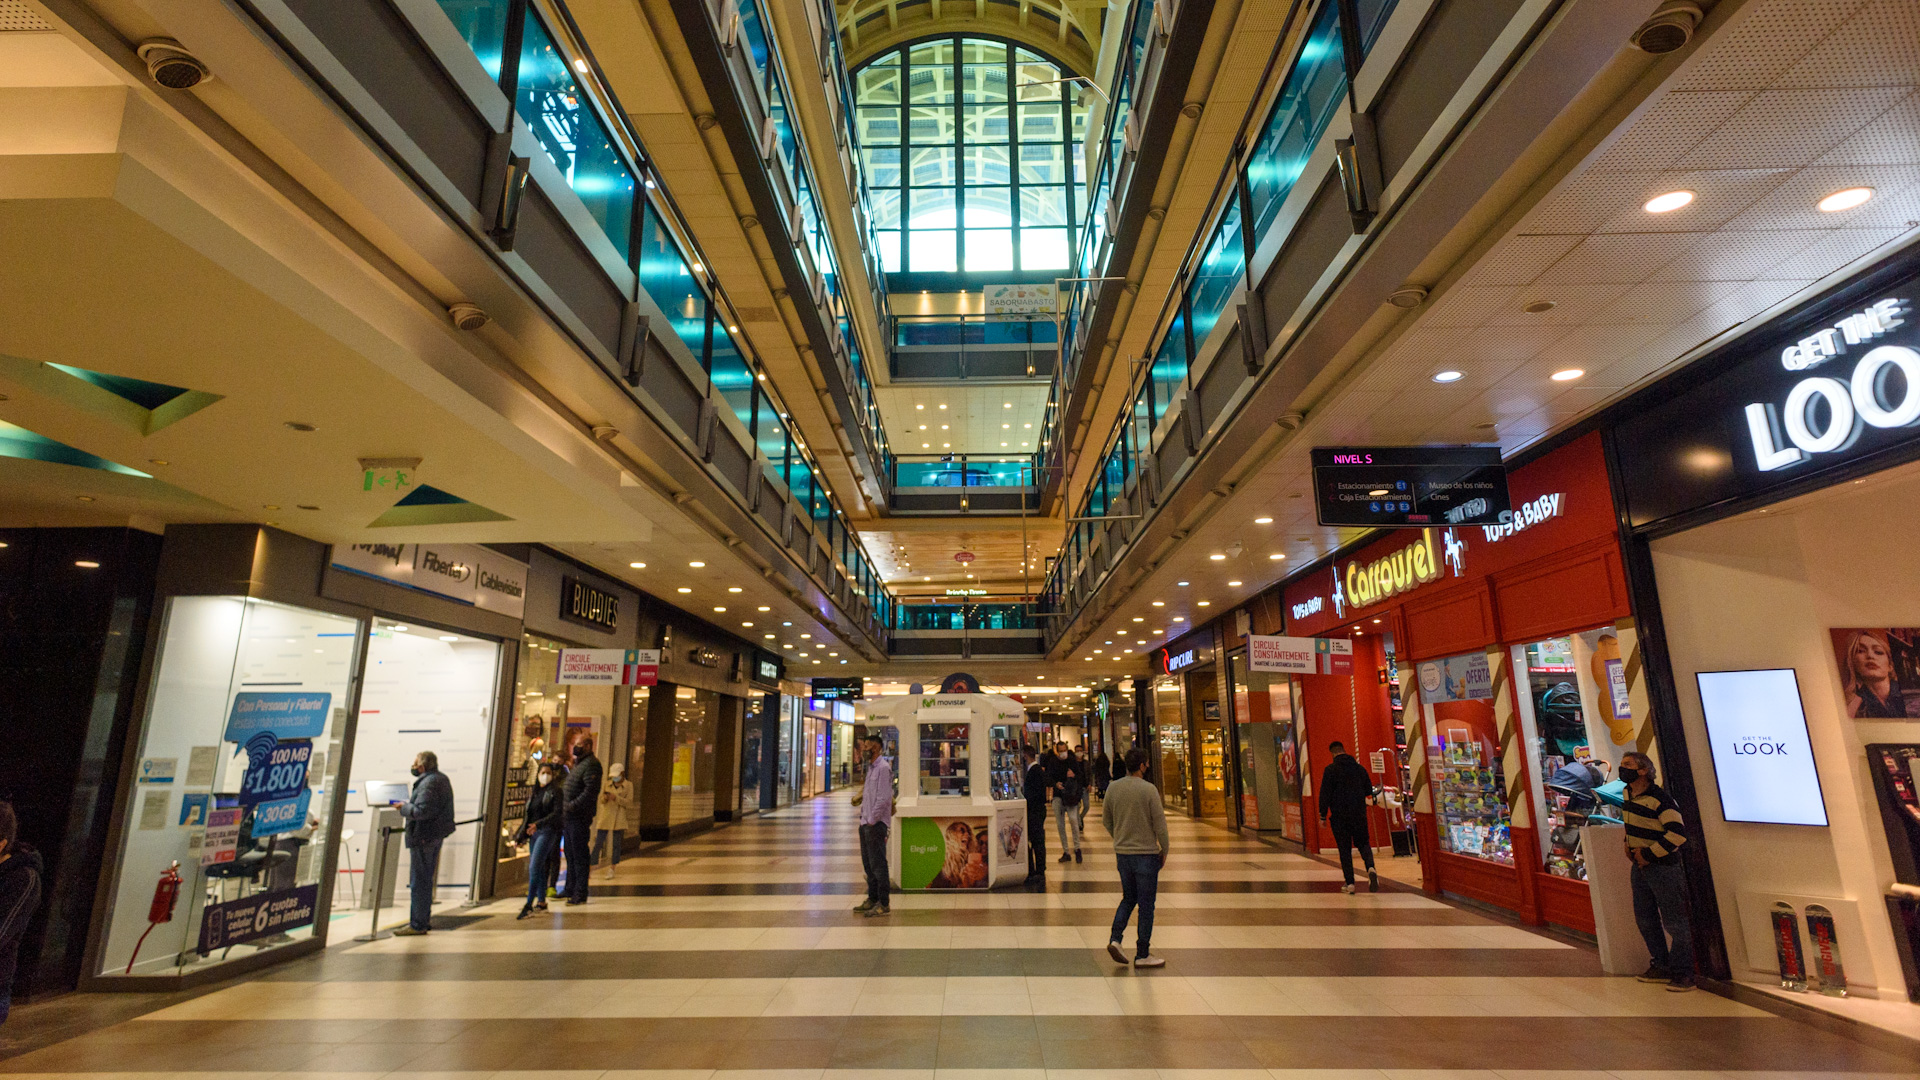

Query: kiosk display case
858,691,1031,888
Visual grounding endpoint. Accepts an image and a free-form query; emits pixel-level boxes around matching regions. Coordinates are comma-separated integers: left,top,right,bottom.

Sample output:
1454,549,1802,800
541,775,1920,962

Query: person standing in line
1022,744,1049,879
0,803,41,1029
593,762,633,880
1091,749,1111,799
853,735,895,916
561,739,603,906
1318,741,1378,894
1104,747,1169,968
1621,751,1696,992
392,751,456,936
1053,741,1085,864
545,755,569,899
517,763,563,919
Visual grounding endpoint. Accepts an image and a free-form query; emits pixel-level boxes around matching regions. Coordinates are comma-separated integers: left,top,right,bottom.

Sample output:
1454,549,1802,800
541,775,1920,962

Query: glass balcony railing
893,454,1038,488
1040,0,1396,623
895,604,1039,631
890,314,1058,380
422,0,896,633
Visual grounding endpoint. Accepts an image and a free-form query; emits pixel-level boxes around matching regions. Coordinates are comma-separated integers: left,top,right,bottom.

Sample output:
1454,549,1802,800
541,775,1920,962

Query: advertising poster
993,805,1026,865
1418,652,1493,703
900,816,990,889
200,807,242,867
1829,628,1920,718
197,885,319,954
224,692,332,743
1249,635,1317,673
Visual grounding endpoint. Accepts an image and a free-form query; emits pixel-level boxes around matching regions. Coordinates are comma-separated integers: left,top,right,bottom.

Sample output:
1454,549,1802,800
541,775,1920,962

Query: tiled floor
3,791,1918,1078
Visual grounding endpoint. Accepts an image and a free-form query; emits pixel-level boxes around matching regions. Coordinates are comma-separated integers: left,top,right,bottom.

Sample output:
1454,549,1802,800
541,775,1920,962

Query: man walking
1022,744,1049,878
1621,751,1695,991
1318,741,1378,894
1053,741,1085,864
1104,747,1169,968
854,734,894,916
393,751,455,936
562,739,603,906
1091,748,1111,799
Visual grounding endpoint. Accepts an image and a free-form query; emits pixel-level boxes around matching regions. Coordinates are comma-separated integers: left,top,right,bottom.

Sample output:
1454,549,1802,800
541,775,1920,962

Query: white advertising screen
1695,668,1828,826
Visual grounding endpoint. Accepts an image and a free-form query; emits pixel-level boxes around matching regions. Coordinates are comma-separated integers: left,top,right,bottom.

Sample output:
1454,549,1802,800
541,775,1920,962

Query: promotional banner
556,649,660,686
899,816,990,889
1418,653,1492,703
238,734,312,807
197,885,319,954
224,692,332,743
1314,638,1354,675
199,807,242,867
983,283,1055,316
250,788,314,838
1248,635,1317,673
1829,627,1920,718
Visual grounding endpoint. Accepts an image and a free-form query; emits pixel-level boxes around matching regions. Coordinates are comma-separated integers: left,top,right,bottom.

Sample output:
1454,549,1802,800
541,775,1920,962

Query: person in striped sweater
1620,751,1695,992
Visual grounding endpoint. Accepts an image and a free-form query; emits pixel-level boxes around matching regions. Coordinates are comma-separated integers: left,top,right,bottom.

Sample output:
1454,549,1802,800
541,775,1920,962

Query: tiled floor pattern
2,791,1917,1078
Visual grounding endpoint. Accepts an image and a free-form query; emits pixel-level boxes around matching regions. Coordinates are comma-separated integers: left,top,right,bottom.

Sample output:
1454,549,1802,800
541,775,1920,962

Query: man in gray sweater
1103,747,1170,968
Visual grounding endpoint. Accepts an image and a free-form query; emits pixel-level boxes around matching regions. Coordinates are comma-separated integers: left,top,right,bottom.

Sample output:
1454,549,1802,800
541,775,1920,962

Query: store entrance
1153,677,1189,813
338,618,502,925
1187,665,1229,822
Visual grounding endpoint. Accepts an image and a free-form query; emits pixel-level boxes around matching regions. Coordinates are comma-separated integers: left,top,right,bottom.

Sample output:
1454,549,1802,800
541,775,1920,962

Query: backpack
1059,767,1083,807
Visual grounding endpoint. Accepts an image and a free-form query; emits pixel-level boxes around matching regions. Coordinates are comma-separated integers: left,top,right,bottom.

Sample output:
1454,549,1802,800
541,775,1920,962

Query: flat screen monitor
363,780,411,808
1696,668,1828,826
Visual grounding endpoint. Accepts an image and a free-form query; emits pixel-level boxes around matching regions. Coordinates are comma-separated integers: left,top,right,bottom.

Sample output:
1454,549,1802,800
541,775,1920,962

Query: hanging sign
224,692,332,743
1310,446,1511,527
984,283,1056,317
237,735,312,807
556,649,660,686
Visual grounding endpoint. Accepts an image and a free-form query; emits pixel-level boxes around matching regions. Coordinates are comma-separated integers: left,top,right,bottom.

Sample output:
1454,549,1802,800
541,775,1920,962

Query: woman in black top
518,765,565,919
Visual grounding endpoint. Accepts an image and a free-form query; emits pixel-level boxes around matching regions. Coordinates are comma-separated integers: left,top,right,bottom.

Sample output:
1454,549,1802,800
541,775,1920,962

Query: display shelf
1432,740,1513,865
919,723,971,797
989,726,1021,800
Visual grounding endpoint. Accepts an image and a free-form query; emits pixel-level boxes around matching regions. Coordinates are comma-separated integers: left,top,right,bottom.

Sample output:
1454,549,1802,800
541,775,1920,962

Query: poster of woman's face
1830,628,1920,719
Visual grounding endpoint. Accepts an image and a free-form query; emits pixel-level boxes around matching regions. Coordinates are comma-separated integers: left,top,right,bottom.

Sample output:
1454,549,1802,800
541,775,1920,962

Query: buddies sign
1614,259,1920,528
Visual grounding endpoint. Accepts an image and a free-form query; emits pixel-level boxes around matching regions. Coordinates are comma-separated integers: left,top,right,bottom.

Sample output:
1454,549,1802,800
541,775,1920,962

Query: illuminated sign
560,576,619,631
1290,595,1323,620
1341,529,1444,611
1310,446,1510,527
1746,298,1919,471
1479,493,1565,542
1161,647,1200,673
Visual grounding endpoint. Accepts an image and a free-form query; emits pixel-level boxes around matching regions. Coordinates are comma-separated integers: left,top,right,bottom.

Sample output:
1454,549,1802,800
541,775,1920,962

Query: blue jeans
525,829,560,910
563,818,592,903
407,837,443,932
1110,853,1161,958
858,822,890,906
1631,860,1693,979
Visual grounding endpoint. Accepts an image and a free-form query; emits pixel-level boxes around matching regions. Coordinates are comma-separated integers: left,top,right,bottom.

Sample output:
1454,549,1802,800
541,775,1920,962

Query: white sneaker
1341,883,1356,894
1133,954,1165,968
1106,940,1129,965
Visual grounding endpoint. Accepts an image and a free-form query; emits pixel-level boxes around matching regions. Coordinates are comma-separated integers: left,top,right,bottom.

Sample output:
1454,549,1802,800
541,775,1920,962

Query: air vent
0,1,51,32
137,39,210,90
1631,2,1703,54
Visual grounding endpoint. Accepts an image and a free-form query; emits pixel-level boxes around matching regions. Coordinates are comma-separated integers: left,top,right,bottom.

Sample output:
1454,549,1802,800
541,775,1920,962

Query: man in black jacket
1022,745,1049,879
0,802,41,1028
562,740,604,906
393,752,456,935
1318,741,1378,894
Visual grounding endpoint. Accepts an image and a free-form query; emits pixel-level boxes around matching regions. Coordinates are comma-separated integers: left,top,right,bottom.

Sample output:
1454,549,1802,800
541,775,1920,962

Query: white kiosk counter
858,692,1031,889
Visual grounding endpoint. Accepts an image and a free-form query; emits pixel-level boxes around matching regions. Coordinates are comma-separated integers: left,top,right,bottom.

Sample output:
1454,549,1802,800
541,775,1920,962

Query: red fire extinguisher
125,861,182,974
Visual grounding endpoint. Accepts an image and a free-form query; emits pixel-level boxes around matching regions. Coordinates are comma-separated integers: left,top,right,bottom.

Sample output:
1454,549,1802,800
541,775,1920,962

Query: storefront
1151,627,1228,819
87,526,523,988
633,607,755,840
1280,433,1640,931
494,550,640,891
1602,245,1920,1003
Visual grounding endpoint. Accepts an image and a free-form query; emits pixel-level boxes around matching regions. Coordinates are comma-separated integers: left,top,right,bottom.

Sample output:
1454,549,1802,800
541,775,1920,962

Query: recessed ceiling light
284,421,316,431
1643,190,1694,213
689,561,705,567
1208,553,1226,561
1197,600,1211,607
765,633,775,639
74,560,99,568
1818,186,1874,212
939,404,947,409
630,561,646,568
1227,580,1242,587
393,626,409,632
1173,616,1186,622
742,621,753,627
1254,516,1273,524
1431,370,1464,383
1551,368,1585,382
1152,600,1164,606
677,587,692,593
1177,581,1189,587
713,606,726,612
1269,553,1286,560
728,587,743,593
572,57,589,73
440,634,459,641
916,404,925,410
1133,617,1144,622
758,606,771,611
1523,300,1556,314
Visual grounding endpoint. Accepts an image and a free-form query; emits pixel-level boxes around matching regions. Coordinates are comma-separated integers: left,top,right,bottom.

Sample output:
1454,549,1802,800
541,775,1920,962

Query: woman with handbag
517,764,564,919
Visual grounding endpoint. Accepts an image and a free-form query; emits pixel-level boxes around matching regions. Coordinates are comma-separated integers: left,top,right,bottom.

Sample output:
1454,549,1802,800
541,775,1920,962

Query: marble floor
2,791,1916,1079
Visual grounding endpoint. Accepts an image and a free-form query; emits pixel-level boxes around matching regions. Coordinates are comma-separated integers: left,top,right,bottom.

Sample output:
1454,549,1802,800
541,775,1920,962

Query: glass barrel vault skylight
854,38,1088,275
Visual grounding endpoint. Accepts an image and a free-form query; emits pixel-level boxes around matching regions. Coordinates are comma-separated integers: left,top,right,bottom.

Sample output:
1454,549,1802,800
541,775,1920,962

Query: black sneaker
852,899,876,913
1075,850,1083,864
516,908,533,921
1057,853,1072,863
1666,976,1697,993
1367,870,1379,892
1636,966,1673,984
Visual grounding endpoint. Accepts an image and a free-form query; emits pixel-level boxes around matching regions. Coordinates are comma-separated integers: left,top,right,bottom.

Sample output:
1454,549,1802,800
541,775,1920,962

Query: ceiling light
1227,580,1242,587
916,404,925,410
1372,618,1382,623
801,633,811,639
393,626,410,632
1523,300,1556,314
1004,402,1012,408
1270,553,1286,560
1197,601,1211,607
1132,617,1144,622
758,606,771,611
74,560,99,568
1151,601,1164,607
713,606,726,612
1177,581,1189,587
689,561,705,567
742,621,753,627
1173,616,1186,622
572,57,588,73
1431,370,1464,383
1254,516,1273,524
783,643,793,649
148,459,169,466
1643,190,1695,213
1208,553,1226,561
938,404,947,409
677,587,692,593
765,633,775,639
728,586,742,593
1551,368,1585,382
1818,186,1874,212
76,495,95,502
630,561,646,568
440,635,459,641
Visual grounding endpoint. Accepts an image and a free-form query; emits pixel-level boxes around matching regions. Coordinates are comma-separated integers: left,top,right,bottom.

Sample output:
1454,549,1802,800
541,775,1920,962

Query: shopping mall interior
2,0,1920,1073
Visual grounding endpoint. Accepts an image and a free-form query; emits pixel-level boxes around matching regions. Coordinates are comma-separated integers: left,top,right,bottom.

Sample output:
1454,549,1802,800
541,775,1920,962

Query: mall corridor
0,793,1914,1077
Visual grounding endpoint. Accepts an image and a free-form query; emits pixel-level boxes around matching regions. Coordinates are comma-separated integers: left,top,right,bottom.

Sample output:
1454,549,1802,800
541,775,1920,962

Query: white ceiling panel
1777,0,1920,88
1676,0,1868,93
1678,86,1909,169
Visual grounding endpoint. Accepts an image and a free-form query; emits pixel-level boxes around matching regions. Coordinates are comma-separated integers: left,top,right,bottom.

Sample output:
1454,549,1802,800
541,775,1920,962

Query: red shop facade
1280,432,1651,932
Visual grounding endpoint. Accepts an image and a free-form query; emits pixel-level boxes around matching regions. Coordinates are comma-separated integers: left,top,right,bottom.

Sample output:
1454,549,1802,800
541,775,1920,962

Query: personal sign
1310,446,1510,528
238,734,312,807
224,692,331,743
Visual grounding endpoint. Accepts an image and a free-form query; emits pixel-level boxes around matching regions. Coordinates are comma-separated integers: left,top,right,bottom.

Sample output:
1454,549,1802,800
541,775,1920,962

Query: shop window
1154,677,1188,812
920,722,971,796
1417,650,1513,866
670,686,719,825
1513,628,1632,882
500,634,614,864
99,597,360,977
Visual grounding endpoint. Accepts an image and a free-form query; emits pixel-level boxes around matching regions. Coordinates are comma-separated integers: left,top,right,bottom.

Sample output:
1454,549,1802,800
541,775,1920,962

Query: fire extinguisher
125,861,182,975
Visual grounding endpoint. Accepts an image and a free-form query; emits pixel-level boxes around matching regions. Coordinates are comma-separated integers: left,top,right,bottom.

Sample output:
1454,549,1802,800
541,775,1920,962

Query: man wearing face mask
1620,751,1695,992
562,738,604,906
392,751,455,936
518,764,564,919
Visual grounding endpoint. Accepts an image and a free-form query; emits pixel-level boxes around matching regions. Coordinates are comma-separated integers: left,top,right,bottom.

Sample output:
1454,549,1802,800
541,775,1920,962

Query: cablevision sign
1612,261,1920,529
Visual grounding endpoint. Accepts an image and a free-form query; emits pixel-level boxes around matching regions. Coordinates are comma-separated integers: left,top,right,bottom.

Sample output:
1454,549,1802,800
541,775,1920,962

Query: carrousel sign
1613,258,1920,528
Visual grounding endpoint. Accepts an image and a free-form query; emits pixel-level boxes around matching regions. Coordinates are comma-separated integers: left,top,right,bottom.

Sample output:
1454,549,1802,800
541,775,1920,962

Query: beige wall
1651,463,1920,993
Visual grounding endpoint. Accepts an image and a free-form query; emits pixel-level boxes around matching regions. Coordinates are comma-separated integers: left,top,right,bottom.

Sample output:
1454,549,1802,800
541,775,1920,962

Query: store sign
1291,594,1324,620
559,576,619,631
1479,493,1564,542
556,648,659,686
1613,276,1920,527
1247,635,1353,674
224,692,331,743
1310,446,1510,527
688,647,722,668
197,885,319,955
1341,528,1448,612
754,653,783,686
329,543,527,617
984,282,1055,316
1160,646,1201,673
944,588,988,596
